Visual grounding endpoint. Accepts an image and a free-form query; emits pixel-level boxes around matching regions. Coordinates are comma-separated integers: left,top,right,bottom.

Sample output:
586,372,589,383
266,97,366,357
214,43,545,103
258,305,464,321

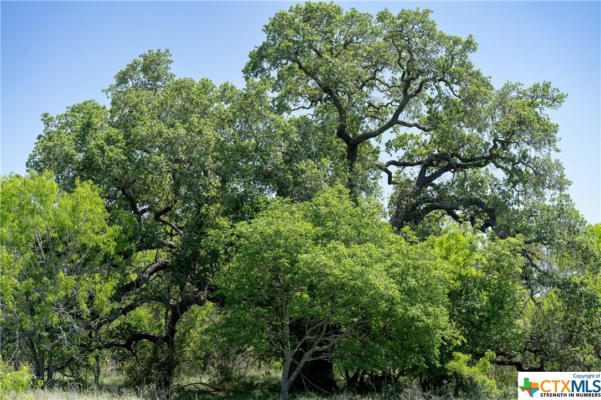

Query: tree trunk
94,330,101,387
157,325,177,389
289,356,338,394
280,357,291,399
346,144,358,202
94,356,101,387
28,337,45,383
35,355,45,384
46,344,54,387
289,320,338,394
280,298,292,399
157,295,198,389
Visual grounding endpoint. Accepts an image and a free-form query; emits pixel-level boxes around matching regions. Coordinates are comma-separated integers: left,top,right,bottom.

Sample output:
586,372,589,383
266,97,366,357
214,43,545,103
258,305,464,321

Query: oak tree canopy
1,3,598,399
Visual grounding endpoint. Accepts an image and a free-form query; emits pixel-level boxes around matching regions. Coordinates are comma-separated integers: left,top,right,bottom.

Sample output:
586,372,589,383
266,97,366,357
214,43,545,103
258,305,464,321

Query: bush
446,351,497,397
0,356,33,396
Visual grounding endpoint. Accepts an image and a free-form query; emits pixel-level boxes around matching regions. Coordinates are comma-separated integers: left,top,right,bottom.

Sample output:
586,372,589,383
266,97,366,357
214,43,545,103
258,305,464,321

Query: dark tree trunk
346,144,358,202
46,345,54,386
28,339,45,384
288,318,338,394
155,320,177,389
94,329,101,387
156,294,199,389
289,353,338,394
156,335,177,389
94,358,100,387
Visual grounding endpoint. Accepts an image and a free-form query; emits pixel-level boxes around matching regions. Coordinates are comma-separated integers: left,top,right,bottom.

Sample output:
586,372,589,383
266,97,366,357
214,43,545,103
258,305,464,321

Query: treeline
1,3,600,399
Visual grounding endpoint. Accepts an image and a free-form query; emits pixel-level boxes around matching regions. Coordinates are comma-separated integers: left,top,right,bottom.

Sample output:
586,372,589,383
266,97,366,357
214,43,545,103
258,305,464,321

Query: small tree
217,188,454,399
0,173,118,386
0,356,34,395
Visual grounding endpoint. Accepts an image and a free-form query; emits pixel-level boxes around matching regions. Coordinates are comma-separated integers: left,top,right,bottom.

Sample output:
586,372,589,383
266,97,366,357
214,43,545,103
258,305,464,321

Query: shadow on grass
172,374,281,400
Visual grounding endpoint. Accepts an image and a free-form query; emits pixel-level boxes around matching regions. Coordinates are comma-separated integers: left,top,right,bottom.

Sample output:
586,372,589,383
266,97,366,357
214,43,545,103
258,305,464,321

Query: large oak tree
26,49,352,388
18,3,599,394
244,2,568,236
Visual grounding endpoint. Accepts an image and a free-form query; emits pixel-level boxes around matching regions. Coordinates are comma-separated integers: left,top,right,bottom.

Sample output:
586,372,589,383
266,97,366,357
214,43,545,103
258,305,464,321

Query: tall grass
7,384,517,400
4,365,518,399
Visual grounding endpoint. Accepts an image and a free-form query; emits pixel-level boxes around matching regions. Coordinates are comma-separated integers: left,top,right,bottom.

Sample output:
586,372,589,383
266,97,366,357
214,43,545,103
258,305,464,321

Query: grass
5,390,518,400
3,365,519,399
5,383,519,400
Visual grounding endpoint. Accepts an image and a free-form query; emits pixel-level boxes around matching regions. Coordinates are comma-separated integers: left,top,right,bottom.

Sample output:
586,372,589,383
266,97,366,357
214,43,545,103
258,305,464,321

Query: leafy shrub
0,356,33,395
446,351,497,397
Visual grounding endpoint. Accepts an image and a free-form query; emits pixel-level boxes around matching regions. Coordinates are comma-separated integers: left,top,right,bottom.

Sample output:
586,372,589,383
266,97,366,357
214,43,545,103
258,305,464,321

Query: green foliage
107,49,175,94
245,3,478,131
5,3,599,397
175,302,251,386
245,2,569,233
0,173,117,384
446,351,497,397
26,45,362,389
507,220,601,371
434,229,527,355
0,356,34,395
523,279,601,370
218,187,456,396
590,224,601,250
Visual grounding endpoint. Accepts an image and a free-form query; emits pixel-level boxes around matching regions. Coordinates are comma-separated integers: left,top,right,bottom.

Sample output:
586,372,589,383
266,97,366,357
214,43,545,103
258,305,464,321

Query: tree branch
101,333,163,351
113,260,170,299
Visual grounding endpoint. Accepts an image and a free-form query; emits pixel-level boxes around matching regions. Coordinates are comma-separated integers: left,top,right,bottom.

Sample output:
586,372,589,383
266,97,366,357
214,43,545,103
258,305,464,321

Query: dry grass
3,366,518,400
11,390,144,399
5,387,517,400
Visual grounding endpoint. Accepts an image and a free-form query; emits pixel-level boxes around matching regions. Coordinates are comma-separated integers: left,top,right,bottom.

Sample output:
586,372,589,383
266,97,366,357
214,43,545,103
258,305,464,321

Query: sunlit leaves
218,187,455,376
0,173,118,383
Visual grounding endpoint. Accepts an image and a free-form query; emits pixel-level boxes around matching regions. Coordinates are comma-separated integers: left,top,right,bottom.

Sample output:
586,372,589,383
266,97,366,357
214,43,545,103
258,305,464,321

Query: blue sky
2,1,599,223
